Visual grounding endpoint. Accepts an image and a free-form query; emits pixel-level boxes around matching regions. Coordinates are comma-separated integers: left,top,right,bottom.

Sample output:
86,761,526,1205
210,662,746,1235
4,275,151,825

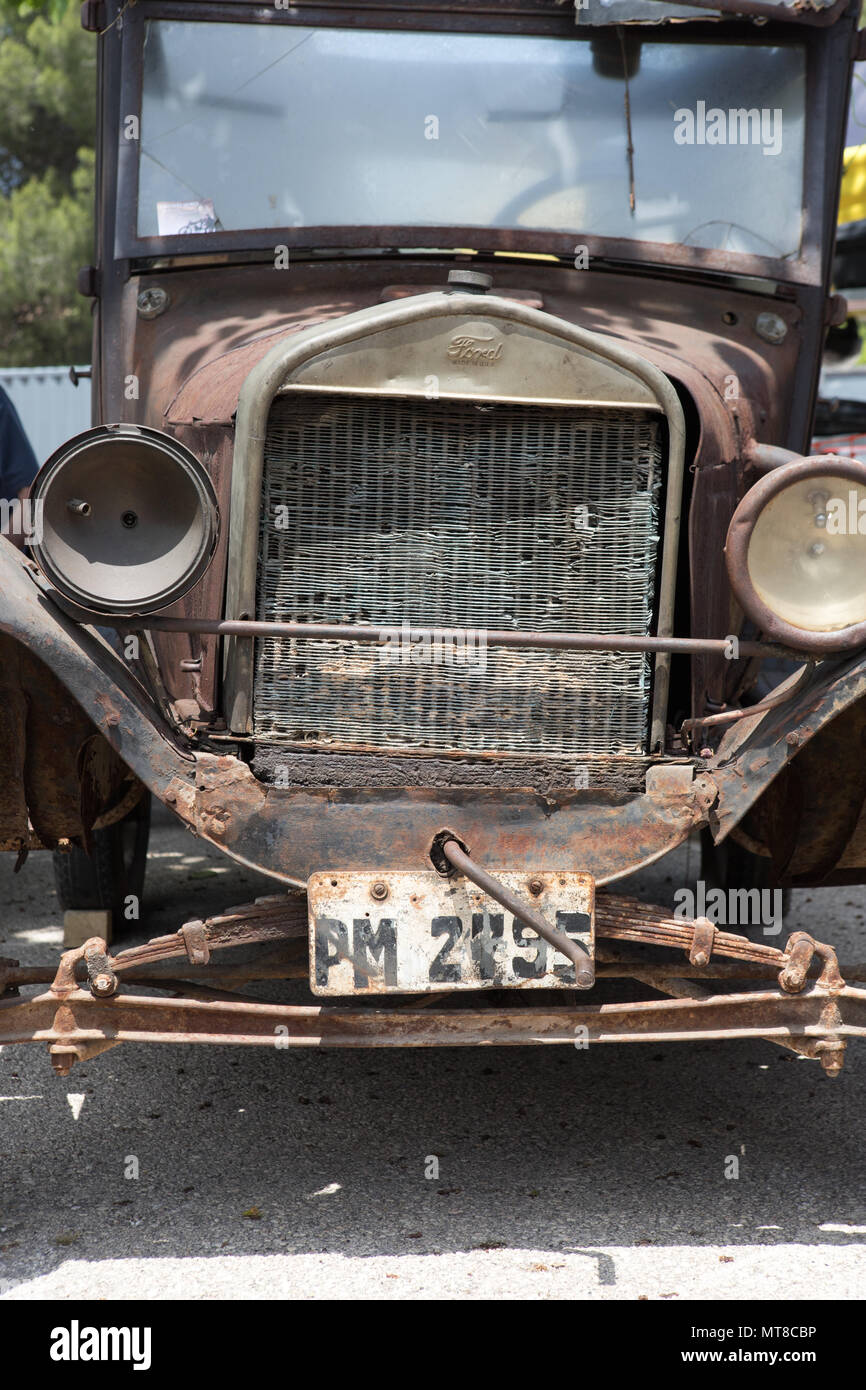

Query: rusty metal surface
578,0,848,19
249,747,655,795
762,699,866,882
597,894,786,969
255,394,664,759
0,982,861,1072
222,293,688,750
136,265,793,440
105,0,852,35
282,322,663,409
0,886,855,1074
6,951,863,992
308,867,594,994
0,633,31,851
109,894,308,979
145,421,235,716
0,542,195,802
0,896,854,1080
710,649,866,845
3,2,855,894
4,886,841,992
101,255,802,733
109,259,799,731
169,752,715,885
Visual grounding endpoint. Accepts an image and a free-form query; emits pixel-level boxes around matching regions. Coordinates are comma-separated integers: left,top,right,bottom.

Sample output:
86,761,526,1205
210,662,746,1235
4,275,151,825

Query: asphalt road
1,808,865,1301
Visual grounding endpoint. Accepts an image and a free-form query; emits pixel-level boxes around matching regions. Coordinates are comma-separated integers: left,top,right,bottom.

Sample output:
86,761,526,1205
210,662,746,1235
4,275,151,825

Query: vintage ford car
2,0,866,1076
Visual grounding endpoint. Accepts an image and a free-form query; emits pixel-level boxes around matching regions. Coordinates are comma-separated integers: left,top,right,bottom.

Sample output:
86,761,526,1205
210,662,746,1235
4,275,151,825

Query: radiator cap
447,268,492,294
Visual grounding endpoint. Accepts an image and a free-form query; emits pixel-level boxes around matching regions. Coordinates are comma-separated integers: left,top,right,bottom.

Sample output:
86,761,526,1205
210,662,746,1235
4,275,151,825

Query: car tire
700,828,791,936
53,791,151,934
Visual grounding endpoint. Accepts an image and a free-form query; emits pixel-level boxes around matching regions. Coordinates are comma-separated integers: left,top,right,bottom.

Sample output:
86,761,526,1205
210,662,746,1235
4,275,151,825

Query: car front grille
253,391,663,758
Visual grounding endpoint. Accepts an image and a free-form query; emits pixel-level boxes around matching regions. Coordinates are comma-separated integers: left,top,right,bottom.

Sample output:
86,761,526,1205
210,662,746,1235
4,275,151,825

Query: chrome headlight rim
725,454,866,654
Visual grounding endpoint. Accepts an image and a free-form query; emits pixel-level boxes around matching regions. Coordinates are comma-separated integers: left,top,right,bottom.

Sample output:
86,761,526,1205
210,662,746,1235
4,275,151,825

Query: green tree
0,4,96,365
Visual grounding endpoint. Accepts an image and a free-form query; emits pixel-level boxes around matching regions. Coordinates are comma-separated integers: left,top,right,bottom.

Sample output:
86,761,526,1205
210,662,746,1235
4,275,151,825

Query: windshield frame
112,0,850,289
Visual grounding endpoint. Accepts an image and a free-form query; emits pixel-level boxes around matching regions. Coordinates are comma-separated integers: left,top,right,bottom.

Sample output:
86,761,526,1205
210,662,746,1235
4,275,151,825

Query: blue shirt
0,386,39,503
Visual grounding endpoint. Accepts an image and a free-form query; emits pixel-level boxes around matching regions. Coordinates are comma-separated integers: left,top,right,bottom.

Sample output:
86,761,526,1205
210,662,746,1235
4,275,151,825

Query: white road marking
2,1245,865,1301
66,1093,86,1121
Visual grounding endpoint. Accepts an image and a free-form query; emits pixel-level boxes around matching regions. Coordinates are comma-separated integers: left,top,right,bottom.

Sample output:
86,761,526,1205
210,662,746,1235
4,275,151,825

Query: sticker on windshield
157,199,217,236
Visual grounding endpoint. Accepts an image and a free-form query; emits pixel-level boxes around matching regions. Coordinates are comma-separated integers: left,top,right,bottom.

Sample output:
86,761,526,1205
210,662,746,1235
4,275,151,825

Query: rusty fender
0,539,196,799
708,651,866,844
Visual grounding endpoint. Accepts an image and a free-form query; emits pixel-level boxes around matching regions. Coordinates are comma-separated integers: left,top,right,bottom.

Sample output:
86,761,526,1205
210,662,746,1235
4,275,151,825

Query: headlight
726,455,866,651
30,424,219,616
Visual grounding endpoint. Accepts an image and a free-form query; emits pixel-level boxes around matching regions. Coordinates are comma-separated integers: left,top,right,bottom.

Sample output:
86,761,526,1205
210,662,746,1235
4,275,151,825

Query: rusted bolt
91,972,117,998
785,731,801,748
136,286,169,319
755,310,787,345
370,881,389,902
49,1047,76,1077
815,1040,846,1079
528,877,544,896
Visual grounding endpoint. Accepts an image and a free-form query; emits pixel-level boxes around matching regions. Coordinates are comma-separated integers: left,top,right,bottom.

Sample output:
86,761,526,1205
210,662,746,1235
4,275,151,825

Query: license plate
308,870,594,995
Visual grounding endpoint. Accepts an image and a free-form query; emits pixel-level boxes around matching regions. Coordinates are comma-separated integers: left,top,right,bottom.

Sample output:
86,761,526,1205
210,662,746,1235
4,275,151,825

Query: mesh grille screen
253,392,663,756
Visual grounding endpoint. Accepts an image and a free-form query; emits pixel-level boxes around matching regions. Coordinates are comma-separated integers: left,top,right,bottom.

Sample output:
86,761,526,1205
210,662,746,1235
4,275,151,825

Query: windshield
136,21,806,260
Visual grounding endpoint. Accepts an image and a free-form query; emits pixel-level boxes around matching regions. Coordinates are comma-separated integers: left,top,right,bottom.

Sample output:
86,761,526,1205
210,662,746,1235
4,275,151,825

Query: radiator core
253,391,663,757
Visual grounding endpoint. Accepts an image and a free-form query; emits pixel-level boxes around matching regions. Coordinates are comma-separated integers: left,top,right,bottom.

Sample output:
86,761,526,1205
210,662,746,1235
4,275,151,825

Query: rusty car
2,0,866,1077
